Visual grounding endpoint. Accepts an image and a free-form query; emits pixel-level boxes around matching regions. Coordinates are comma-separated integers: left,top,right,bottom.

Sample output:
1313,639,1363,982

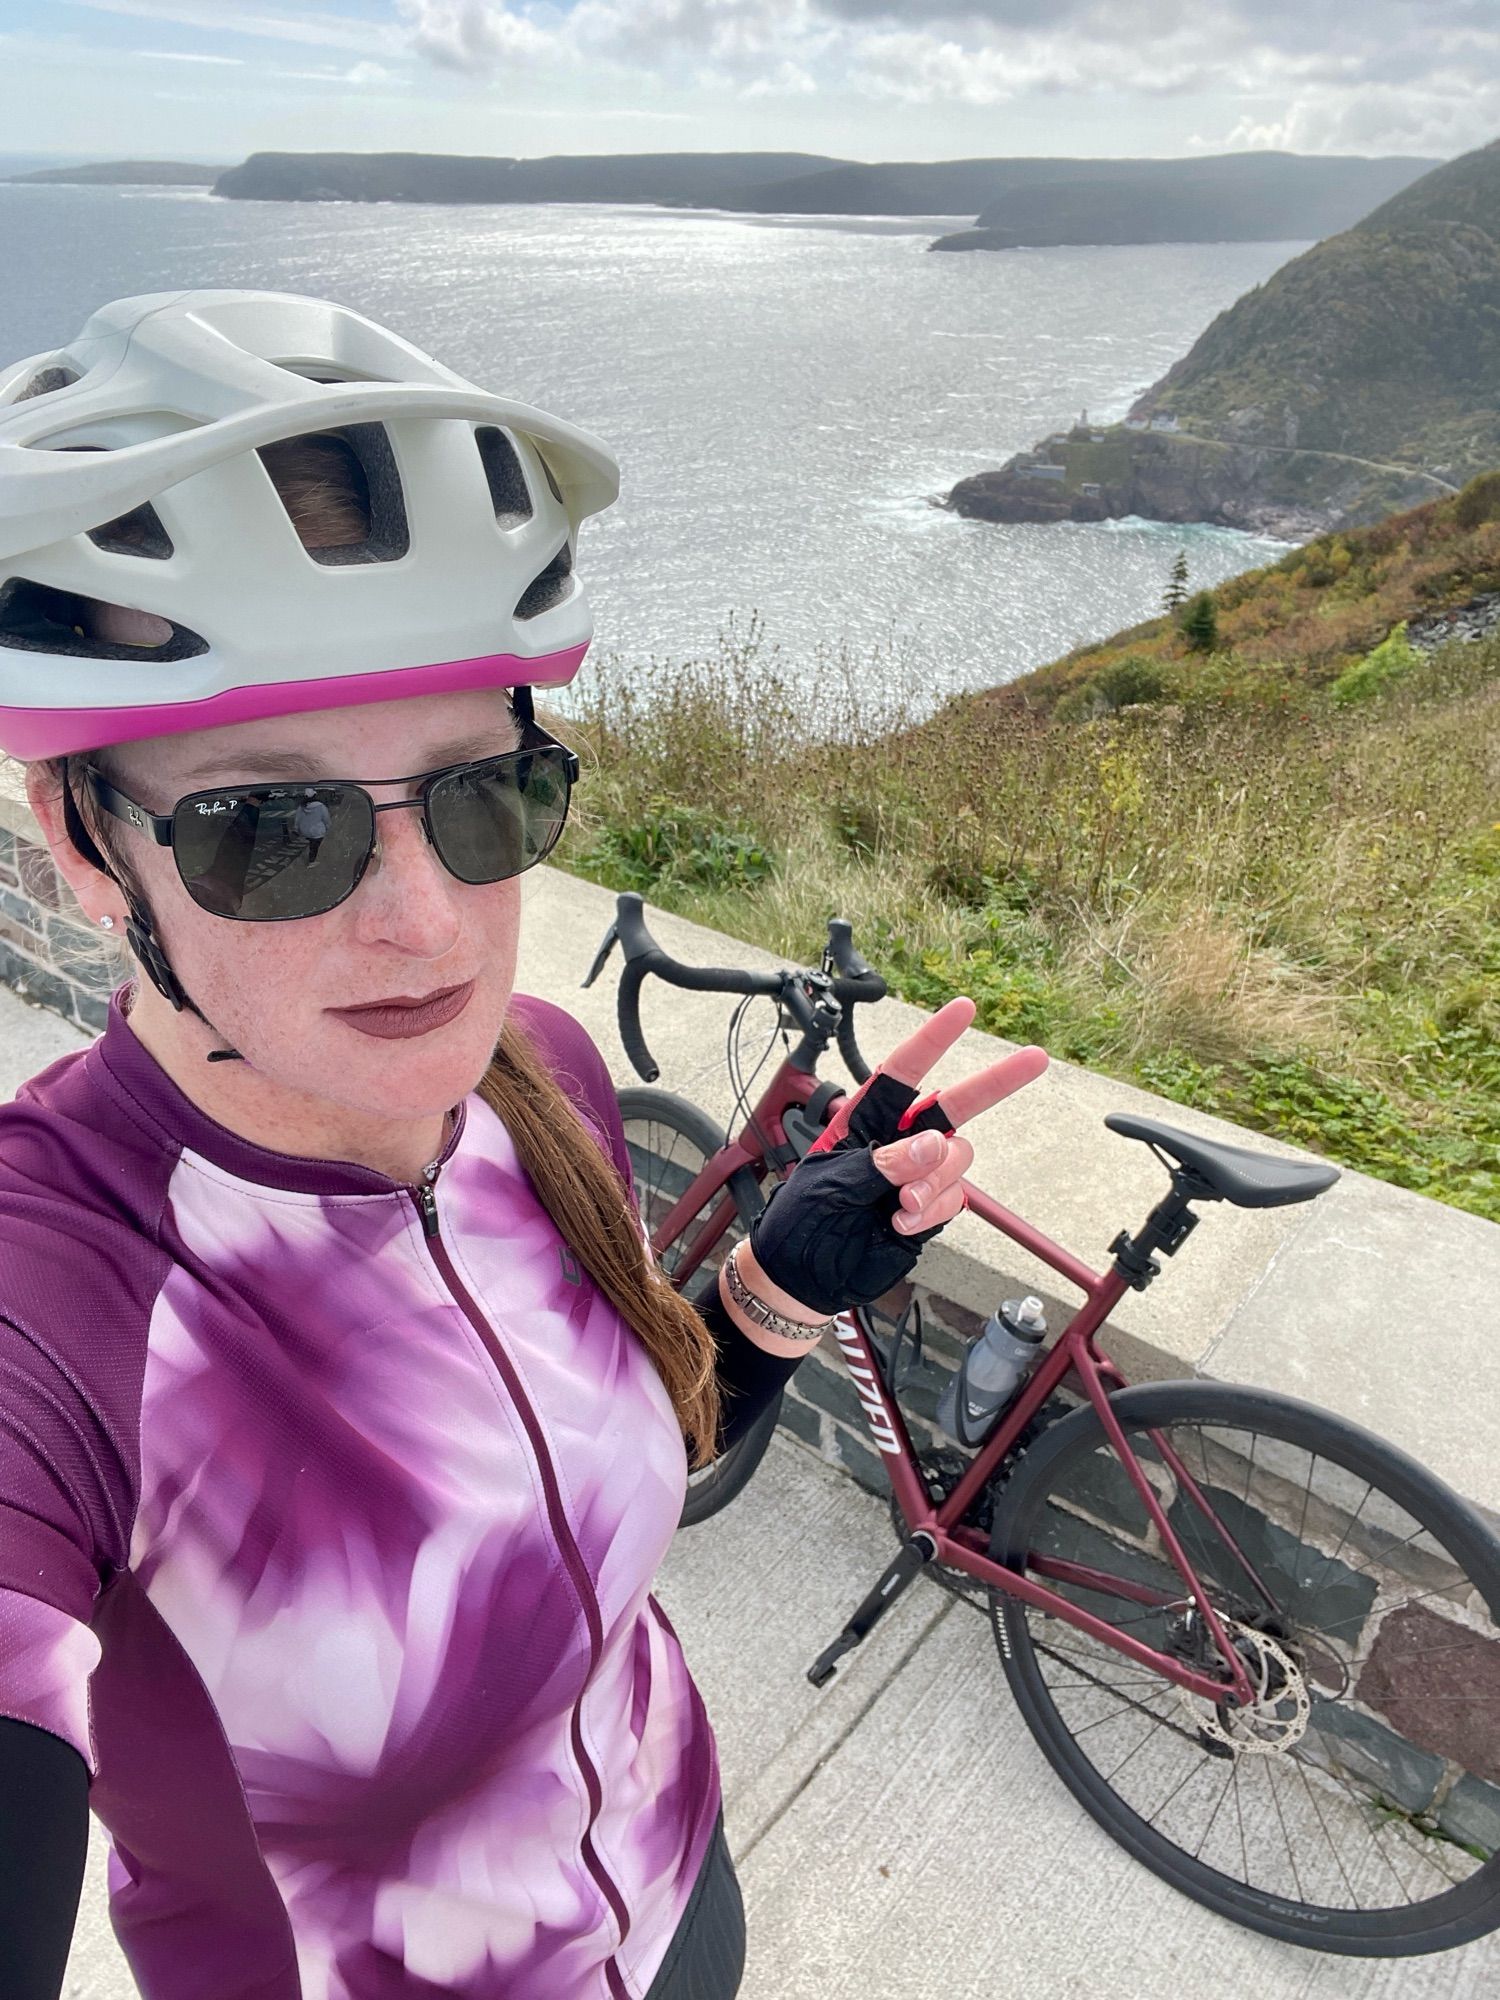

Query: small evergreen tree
1163,549,1190,614
1180,591,1218,653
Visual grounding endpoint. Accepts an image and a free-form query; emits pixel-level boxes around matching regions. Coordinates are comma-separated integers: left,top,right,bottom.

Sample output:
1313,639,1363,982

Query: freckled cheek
478,877,523,992
145,855,522,1025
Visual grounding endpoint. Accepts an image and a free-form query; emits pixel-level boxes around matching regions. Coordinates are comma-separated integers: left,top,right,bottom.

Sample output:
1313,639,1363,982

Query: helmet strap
60,759,244,1063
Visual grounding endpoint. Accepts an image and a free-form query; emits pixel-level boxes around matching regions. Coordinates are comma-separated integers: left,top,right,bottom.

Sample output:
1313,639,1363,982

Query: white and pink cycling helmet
0,289,620,761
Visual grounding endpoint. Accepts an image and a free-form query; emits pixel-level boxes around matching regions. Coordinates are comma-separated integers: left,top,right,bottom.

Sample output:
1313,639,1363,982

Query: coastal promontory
929,152,1432,251
947,138,1500,538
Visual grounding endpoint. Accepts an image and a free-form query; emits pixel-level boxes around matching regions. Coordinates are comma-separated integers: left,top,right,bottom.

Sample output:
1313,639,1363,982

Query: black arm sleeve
699,1285,816,1452
0,1717,88,1998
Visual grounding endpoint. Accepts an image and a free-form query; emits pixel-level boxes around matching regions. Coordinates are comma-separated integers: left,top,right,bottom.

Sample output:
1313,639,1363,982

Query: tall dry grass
554,627,1500,1221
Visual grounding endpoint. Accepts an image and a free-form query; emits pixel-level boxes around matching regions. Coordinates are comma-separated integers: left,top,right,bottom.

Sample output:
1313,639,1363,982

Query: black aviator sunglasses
81,718,579,923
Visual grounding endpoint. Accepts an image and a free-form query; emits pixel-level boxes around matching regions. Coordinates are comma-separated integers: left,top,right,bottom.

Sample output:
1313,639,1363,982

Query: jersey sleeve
0,1311,128,1772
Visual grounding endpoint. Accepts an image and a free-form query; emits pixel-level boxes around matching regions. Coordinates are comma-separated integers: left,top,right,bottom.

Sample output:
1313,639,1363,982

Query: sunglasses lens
428,745,572,886
173,785,372,920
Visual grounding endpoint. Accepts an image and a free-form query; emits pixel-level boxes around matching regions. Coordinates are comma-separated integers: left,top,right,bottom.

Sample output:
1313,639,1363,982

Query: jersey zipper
409,1164,633,1997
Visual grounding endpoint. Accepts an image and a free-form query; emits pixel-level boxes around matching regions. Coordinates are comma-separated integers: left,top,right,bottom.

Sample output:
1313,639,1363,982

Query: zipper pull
413,1179,440,1238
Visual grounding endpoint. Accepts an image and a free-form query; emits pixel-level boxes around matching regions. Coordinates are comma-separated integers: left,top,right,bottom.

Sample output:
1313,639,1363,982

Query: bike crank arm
807,1532,939,1688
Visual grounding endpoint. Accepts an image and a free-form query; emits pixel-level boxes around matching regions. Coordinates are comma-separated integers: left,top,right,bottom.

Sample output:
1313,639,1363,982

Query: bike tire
989,1379,1500,1957
616,1087,777,1529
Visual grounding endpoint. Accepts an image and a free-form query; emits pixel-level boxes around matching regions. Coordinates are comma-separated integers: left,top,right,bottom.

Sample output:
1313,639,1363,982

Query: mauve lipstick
331,980,476,1041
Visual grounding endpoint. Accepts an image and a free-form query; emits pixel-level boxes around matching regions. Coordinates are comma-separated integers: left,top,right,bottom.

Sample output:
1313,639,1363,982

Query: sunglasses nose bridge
366,793,435,868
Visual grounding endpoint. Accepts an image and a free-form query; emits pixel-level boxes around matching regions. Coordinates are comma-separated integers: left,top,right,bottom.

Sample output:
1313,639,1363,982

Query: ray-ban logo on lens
196,799,238,816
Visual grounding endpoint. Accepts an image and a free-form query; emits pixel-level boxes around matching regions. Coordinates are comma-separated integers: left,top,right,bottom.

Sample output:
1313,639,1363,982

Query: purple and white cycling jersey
0,988,719,1999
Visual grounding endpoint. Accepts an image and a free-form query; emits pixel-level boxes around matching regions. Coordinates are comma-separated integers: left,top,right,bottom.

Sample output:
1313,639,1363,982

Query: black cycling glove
747,1072,955,1317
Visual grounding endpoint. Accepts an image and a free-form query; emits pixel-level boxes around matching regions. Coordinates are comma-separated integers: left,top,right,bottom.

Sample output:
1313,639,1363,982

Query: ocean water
1,184,1301,715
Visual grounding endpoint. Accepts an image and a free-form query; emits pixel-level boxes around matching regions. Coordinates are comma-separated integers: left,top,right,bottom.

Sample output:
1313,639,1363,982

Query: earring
99,915,116,930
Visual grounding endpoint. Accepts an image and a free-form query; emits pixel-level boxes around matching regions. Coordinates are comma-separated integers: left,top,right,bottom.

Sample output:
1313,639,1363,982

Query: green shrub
1093,655,1172,710
1330,621,1420,705
579,801,774,893
1180,592,1219,653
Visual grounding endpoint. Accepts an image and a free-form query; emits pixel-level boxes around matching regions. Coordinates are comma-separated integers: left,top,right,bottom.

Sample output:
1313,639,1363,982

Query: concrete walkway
45,1430,1500,1998
3,895,1498,1995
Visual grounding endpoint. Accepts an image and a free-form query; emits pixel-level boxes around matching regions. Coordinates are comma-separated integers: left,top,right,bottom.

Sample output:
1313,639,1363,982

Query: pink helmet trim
0,644,590,762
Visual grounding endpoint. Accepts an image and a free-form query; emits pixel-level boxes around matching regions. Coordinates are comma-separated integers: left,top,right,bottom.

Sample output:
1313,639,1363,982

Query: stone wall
0,813,117,1035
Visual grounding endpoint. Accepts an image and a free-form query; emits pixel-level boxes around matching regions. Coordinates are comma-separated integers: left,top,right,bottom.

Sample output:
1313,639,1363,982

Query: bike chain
889,1401,1071,1610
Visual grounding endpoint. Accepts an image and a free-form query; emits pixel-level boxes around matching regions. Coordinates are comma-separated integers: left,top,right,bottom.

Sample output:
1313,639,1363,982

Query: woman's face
92,685,527,1134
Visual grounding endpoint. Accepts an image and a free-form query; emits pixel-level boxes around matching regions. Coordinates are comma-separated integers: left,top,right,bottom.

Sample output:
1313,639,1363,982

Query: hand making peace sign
740,997,1049,1333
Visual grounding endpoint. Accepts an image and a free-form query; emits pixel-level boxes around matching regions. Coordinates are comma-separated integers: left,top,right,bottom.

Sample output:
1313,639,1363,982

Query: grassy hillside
1134,139,1500,483
1006,473,1500,710
555,481,1500,1225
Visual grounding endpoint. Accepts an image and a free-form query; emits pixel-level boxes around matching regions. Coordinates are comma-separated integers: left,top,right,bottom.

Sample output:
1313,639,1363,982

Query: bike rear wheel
616,1087,775,1528
990,1380,1500,1956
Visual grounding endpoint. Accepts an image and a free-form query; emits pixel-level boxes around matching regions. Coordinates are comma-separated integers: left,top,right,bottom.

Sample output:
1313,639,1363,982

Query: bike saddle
1104,1114,1340,1209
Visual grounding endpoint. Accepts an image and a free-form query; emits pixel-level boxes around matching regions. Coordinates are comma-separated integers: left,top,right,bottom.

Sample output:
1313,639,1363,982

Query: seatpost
1108,1170,1218,1293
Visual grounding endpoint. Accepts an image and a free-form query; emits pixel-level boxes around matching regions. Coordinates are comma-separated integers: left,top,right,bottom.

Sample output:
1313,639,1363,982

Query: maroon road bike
585,892,1500,1960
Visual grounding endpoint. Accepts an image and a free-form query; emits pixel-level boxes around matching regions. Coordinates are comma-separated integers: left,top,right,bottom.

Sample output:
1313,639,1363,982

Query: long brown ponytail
478,1021,721,1465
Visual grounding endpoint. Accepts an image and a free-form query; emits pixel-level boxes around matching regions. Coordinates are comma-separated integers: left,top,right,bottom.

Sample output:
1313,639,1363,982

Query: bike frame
647,1053,1261,1709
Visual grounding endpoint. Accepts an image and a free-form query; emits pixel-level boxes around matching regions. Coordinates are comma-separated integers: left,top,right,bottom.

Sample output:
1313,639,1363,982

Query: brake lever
581,921,619,990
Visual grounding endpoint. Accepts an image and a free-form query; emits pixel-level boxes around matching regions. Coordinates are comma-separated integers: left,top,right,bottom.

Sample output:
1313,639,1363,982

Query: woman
0,292,996,2000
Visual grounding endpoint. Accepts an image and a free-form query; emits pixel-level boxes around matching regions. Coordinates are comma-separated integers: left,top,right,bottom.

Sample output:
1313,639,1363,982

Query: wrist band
724,1247,837,1344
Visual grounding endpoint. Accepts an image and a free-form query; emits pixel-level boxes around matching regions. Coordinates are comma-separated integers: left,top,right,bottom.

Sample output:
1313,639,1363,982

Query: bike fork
807,1531,939,1688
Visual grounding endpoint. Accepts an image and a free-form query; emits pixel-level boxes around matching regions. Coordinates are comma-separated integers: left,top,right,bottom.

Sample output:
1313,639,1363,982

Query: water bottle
937,1295,1048,1448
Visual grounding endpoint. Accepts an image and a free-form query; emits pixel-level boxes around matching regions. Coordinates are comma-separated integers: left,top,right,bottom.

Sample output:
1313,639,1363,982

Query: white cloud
1195,76,1500,158
64,0,406,56
136,48,245,65
401,0,563,70
53,0,1500,154
742,58,816,97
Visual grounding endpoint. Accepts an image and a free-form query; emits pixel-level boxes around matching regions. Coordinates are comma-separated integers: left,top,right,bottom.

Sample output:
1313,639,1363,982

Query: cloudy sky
2,0,1496,164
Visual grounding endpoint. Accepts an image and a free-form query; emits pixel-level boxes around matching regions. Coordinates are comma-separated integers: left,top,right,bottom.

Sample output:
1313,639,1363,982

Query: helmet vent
46,444,175,558
257,425,409,566
475,427,533,527
271,363,392,385
514,544,573,621
89,502,174,560
0,578,207,662
16,367,80,403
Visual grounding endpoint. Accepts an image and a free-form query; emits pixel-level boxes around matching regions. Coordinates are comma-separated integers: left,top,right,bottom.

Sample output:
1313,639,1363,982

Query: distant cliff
7,161,220,186
929,152,1433,251
207,150,1436,235
947,138,1500,537
213,152,839,206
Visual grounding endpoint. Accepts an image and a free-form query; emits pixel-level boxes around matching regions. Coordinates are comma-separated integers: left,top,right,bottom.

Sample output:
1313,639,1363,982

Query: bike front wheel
990,1380,1500,1957
616,1087,775,1528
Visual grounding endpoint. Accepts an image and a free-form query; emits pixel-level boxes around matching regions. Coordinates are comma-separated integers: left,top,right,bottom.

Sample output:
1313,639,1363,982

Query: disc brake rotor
1176,1616,1311,1759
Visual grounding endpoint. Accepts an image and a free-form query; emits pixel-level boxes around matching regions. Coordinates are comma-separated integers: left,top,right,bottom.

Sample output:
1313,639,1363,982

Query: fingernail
913,1132,942,1165
906,1180,931,1207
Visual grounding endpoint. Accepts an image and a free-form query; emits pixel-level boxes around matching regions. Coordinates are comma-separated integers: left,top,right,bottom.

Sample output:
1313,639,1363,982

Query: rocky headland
928,152,1432,252
946,424,1451,541
947,137,1500,538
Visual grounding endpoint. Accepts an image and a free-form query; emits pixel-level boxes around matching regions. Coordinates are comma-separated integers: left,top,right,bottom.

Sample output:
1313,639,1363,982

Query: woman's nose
351,804,462,957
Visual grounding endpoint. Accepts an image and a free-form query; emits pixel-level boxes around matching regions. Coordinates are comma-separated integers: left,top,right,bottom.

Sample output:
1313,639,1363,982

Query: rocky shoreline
944,425,1448,542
